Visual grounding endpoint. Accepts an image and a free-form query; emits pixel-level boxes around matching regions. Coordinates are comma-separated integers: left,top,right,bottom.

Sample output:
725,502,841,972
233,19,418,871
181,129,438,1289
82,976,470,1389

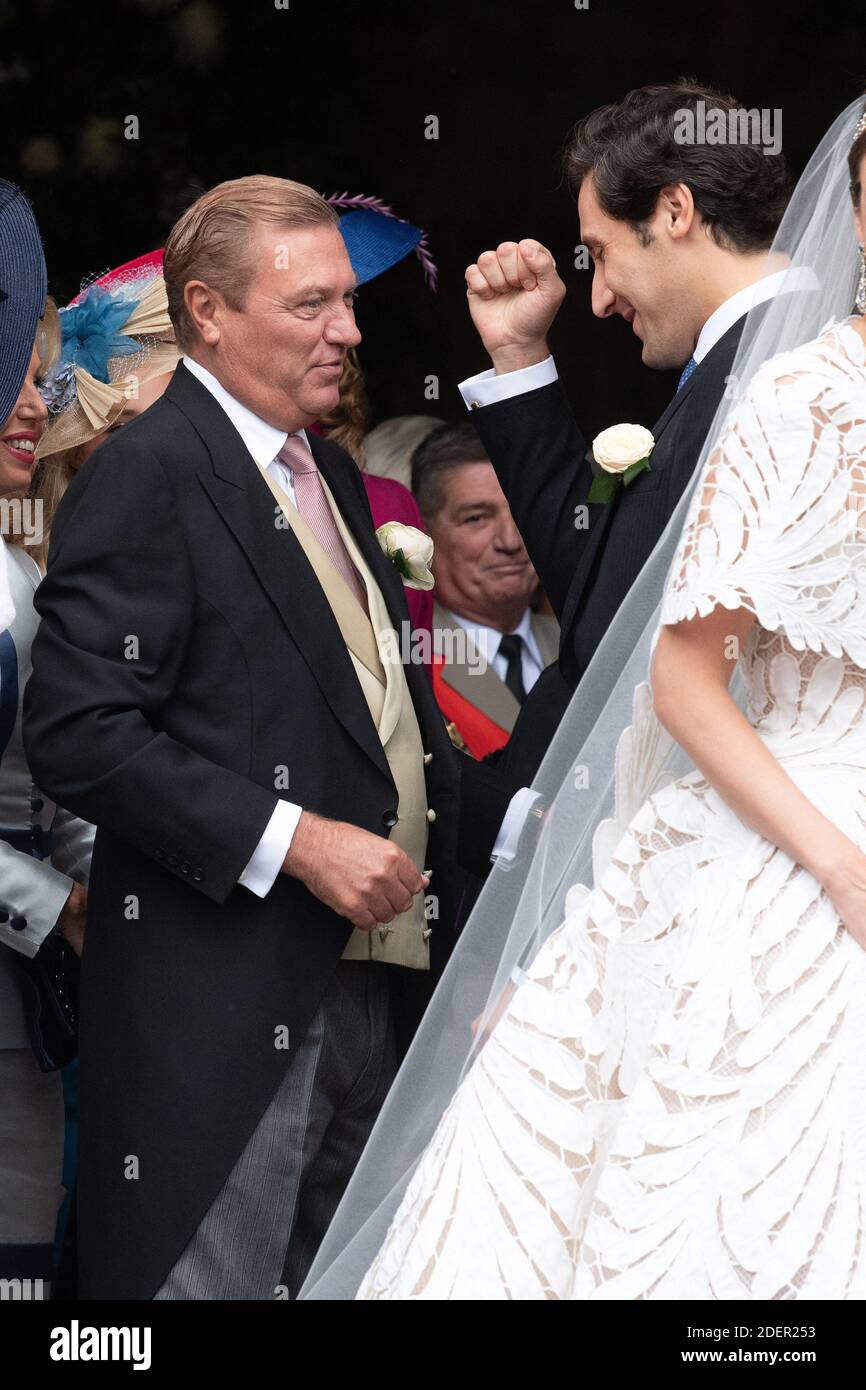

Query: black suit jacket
23,363,460,1301
457,322,743,876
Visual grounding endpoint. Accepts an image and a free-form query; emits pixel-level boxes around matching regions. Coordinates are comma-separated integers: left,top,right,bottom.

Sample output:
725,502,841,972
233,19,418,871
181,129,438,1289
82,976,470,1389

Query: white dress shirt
463,266,820,870
691,266,819,362
183,355,312,898
449,607,545,694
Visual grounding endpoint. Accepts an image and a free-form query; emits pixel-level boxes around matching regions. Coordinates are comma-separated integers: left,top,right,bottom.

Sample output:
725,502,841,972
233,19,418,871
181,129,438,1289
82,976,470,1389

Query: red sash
431,655,510,760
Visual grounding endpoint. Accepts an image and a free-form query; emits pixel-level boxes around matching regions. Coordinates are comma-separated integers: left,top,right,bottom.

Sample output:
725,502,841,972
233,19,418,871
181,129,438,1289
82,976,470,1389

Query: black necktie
498,633,526,705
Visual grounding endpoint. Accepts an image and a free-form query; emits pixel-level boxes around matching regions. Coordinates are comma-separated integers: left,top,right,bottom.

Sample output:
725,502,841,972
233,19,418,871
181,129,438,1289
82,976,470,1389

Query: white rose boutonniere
376,521,434,590
588,423,655,503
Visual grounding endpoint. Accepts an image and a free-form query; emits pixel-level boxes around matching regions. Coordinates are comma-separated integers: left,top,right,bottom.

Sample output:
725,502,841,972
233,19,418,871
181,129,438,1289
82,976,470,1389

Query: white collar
448,607,540,666
692,265,820,364
183,356,310,466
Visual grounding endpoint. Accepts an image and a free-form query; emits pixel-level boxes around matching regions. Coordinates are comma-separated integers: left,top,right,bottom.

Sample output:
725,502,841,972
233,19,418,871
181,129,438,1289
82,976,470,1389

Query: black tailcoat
23,363,459,1300
458,323,743,875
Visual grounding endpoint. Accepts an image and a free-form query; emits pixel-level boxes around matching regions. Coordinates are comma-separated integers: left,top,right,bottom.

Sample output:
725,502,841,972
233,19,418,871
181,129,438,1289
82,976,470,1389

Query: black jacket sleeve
468,377,592,618
23,439,279,906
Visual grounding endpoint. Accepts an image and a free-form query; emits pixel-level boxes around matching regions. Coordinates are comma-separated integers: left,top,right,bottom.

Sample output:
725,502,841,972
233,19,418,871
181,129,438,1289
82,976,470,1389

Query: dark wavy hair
411,423,490,519
848,101,866,204
563,79,793,253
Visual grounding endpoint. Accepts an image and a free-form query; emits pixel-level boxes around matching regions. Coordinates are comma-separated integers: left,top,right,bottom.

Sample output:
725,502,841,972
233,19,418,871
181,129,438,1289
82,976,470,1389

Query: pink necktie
277,436,368,614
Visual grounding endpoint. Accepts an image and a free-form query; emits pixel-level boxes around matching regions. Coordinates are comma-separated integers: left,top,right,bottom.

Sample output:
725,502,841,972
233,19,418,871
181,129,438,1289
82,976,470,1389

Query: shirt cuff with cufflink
490,786,545,867
458,356,558,410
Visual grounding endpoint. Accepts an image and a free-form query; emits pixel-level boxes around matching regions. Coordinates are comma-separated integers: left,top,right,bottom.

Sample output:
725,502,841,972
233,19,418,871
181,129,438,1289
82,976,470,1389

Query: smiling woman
0,179,96,1304
0,304,55,507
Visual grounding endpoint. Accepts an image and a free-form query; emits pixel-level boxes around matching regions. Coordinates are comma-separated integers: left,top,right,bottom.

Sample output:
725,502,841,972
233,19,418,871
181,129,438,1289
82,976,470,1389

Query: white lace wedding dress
357,320,866,1300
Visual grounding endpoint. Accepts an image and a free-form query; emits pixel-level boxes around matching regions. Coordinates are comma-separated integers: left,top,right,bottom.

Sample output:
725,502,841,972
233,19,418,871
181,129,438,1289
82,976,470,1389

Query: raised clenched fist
465,239,567,373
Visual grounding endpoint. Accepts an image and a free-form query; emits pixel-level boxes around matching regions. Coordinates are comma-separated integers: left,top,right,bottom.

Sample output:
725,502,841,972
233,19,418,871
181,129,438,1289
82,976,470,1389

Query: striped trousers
155,959,395,1300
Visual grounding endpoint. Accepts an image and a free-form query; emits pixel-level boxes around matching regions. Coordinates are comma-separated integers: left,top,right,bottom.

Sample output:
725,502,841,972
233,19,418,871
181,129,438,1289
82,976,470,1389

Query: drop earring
857,242,866,315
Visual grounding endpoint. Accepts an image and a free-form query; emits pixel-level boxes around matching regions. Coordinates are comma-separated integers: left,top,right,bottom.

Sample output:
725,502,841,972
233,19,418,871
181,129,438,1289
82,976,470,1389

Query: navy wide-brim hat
0,180,47,427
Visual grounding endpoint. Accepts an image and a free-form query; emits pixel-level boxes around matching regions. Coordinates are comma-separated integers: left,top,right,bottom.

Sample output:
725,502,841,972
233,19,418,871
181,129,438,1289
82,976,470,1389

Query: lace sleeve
660,335,866,663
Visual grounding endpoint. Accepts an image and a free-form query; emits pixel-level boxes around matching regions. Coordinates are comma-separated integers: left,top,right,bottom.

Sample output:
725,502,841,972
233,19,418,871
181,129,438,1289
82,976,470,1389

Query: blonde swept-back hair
36,296,61,380
29,443,86,568
164,175,340,350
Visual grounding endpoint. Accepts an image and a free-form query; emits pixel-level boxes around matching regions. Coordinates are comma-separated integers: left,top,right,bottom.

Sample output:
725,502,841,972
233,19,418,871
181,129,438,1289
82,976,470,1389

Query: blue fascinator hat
327,194,438,290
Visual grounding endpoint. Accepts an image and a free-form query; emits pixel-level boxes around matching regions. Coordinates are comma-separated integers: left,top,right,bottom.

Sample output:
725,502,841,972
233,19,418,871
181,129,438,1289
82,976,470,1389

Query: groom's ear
657,183,696,243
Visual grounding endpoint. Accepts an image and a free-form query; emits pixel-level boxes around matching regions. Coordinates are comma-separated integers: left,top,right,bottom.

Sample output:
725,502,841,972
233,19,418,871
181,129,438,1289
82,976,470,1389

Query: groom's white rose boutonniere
588,423,655,504
376,521,435,590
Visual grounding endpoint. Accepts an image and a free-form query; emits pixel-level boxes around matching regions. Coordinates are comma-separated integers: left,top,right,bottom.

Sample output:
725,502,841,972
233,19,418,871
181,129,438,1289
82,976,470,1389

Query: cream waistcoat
258,464,431,970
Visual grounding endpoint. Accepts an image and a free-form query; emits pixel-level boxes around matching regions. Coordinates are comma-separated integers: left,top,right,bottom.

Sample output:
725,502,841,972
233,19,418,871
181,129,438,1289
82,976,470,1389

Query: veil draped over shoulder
299,98,864,1300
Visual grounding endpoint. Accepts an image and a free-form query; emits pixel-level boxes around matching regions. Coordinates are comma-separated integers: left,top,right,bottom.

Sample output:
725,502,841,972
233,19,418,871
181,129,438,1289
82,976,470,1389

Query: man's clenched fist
465,239,567,374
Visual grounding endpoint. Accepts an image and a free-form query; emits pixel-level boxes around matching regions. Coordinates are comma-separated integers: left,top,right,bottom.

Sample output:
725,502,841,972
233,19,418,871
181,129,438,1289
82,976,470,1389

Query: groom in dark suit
23,176,459,1300
456,80,800,878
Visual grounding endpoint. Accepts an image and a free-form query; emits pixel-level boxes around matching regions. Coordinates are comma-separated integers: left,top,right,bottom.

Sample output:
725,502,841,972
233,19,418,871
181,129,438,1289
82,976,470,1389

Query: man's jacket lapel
170,366,393,782
559,318,743,648
309,432,440,742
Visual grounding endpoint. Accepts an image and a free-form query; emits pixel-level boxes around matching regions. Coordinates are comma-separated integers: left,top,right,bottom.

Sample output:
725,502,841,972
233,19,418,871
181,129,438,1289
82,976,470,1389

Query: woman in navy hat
0,179,47,640
0,181,94,1296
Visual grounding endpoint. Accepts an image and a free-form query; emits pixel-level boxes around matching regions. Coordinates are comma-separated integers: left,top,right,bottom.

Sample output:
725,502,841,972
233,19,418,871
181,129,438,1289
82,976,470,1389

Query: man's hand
57,881,87,958
281,811,429,929
465,239,567,375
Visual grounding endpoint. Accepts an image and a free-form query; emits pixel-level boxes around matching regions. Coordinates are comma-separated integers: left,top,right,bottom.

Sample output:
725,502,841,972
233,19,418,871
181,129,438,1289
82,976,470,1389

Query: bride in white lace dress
349,118,866,1302
356,316,866,1299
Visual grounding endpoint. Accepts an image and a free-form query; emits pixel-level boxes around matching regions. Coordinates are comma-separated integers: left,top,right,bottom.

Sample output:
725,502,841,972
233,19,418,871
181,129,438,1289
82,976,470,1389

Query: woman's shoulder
3,546,42,616
5,545,42,587
747,317,866,400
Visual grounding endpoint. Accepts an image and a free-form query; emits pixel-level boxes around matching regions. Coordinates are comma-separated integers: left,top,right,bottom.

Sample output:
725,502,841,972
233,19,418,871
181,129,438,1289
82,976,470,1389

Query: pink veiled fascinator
36,249,181,459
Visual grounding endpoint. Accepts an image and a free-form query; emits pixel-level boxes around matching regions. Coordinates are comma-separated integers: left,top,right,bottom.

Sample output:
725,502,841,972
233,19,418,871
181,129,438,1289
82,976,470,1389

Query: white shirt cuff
238,799,303,898
491,787,544,866
458,356,558,410
0,866,74,960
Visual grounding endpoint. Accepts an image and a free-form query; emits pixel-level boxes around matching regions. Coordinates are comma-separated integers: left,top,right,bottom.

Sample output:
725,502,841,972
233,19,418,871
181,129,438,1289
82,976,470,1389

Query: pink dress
362,474,433,670
307,423,434,669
